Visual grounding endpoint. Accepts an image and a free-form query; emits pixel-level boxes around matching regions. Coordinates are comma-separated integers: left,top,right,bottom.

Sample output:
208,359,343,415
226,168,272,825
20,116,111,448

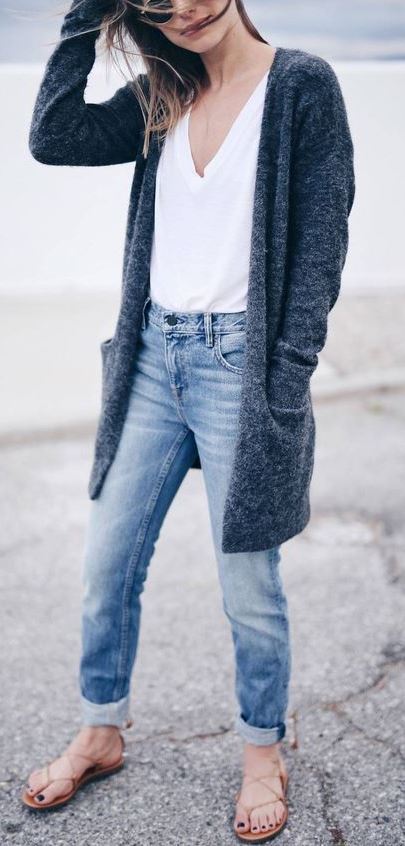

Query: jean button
166,314,178,325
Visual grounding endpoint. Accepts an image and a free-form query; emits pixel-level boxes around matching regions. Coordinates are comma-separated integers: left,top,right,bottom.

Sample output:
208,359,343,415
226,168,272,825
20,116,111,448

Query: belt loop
141,295,151,330
204,312,213,347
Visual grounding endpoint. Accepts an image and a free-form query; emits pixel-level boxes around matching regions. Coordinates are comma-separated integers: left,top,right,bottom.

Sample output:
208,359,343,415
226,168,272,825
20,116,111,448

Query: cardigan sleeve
266,65,356,410
28,0,146,166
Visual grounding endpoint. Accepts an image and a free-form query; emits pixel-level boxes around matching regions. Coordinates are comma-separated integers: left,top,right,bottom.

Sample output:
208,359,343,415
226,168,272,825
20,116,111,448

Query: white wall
1,59,404,295
337,60,405,292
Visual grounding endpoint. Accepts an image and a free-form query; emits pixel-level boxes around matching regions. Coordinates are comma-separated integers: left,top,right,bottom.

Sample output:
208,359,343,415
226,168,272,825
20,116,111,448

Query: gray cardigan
29,1,356,554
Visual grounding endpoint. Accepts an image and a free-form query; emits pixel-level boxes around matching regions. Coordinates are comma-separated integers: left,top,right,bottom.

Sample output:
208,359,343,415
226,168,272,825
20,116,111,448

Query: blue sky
1,0,404,62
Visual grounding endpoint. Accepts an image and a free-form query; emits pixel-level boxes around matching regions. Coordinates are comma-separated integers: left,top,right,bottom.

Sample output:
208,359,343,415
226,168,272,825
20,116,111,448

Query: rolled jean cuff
235,713,286,746
80,693,131,728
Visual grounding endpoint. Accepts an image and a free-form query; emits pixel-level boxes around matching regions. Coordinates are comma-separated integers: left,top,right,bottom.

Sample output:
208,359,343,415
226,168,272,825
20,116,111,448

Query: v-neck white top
149,67,272,313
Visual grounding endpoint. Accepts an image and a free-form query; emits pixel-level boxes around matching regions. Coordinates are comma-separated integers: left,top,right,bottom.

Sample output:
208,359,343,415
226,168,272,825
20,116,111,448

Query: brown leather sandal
234,758,289,843
21,732,127,810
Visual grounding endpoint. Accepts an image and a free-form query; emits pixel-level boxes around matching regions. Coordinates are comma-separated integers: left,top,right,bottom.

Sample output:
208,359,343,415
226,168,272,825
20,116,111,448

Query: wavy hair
55,1,269,157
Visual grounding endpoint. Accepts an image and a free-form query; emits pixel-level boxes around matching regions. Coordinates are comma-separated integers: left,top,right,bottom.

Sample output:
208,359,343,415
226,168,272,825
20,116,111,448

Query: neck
198,16,274,91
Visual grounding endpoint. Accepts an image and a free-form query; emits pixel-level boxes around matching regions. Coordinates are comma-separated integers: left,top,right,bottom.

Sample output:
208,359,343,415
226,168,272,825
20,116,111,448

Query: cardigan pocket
266,351,313,412
264,348,314,481
264,397,316,488
266,402,310,432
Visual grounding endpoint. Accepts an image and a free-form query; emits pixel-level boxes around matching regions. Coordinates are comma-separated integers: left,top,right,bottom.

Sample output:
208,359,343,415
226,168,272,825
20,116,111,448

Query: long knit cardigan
29,0,356,554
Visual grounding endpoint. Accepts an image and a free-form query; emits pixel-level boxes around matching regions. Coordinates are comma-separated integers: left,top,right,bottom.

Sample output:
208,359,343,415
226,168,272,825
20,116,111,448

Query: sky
1,0,405,62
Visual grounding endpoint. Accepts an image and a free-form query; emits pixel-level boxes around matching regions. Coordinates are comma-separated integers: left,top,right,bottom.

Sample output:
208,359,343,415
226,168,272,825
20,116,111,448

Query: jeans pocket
214,330,246,375
141,295,151,330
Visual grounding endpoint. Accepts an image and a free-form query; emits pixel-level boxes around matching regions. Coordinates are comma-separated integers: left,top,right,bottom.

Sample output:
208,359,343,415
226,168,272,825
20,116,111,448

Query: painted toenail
36,794,45,801
237,822,245,828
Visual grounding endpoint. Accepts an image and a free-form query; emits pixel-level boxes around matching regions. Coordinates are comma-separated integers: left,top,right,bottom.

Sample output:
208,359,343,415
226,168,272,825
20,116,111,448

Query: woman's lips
181,16,213,37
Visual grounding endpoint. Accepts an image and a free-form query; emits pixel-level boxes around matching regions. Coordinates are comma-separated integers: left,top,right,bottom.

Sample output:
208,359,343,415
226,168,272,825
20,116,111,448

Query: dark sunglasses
139,1,175,25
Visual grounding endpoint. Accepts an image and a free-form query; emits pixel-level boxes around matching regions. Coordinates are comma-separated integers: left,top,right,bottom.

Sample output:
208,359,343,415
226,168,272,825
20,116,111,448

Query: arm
28,0,146,166
266,62,356,410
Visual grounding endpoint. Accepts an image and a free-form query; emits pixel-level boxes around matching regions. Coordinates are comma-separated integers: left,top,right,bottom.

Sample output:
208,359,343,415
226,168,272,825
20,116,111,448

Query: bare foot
25,725,123,806
234,741,288,836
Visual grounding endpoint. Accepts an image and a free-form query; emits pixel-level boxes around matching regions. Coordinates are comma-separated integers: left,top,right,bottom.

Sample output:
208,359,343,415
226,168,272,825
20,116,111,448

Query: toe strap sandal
234,759,289,843
22,730,128,810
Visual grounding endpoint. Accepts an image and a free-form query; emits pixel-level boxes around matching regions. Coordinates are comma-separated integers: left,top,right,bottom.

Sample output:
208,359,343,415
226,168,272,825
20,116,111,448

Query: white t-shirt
149,67,271,313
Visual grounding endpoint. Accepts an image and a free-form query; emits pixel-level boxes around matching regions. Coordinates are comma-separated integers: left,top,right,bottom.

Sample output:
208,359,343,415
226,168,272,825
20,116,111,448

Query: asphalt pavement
1,290,404,845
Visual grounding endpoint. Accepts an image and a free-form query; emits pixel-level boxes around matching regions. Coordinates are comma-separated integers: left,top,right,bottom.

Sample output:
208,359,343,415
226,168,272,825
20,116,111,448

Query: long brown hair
58,1,269,157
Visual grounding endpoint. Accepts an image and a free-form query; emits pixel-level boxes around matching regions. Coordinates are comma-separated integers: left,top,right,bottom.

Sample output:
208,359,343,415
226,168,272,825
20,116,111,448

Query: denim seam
235,712,286,743
80,692,130,728
141,295,151,329
163,334,189,426
147,312,246,336
148,323,245,335
112,427,192,701
203,312,213,347
213,334,245,375
223,605,290,725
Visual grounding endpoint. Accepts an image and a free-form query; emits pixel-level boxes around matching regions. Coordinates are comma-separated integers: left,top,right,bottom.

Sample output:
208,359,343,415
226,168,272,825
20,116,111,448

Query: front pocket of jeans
214,331,246,374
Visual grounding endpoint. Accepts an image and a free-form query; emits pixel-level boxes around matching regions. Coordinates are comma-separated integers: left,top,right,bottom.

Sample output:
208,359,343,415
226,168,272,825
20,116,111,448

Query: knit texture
29,0,356,553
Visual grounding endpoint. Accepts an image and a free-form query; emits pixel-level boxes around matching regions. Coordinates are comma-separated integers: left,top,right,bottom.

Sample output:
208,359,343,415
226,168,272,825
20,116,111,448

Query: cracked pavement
1,326,405,843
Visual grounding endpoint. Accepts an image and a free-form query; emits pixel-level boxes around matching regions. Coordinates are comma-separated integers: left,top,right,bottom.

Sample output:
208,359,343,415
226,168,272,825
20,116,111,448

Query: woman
22,0,355,841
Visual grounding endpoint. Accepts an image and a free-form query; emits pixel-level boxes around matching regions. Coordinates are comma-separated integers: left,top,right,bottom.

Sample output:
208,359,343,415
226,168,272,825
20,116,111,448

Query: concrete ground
1,292,404,845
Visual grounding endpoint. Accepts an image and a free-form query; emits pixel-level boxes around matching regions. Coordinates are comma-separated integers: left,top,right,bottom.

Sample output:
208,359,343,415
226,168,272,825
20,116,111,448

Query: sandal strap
236,786,284,808
41,756,77,791
40,735,125,792
237,796,285,814
66,731,125,767
235,765,287,812
243,760,282,781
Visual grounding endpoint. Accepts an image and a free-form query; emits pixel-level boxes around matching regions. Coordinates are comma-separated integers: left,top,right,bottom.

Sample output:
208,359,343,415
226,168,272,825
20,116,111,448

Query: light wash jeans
80,295,291,745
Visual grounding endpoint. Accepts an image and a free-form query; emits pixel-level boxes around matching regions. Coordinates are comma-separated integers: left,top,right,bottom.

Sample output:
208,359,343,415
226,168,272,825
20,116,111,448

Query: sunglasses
139,1,176,25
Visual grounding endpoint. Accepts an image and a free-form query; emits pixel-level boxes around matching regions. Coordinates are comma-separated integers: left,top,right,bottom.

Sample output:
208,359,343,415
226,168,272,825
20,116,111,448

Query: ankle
243,741,283,771
80,724,120,733
78,725,120,744
244,741,281,756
